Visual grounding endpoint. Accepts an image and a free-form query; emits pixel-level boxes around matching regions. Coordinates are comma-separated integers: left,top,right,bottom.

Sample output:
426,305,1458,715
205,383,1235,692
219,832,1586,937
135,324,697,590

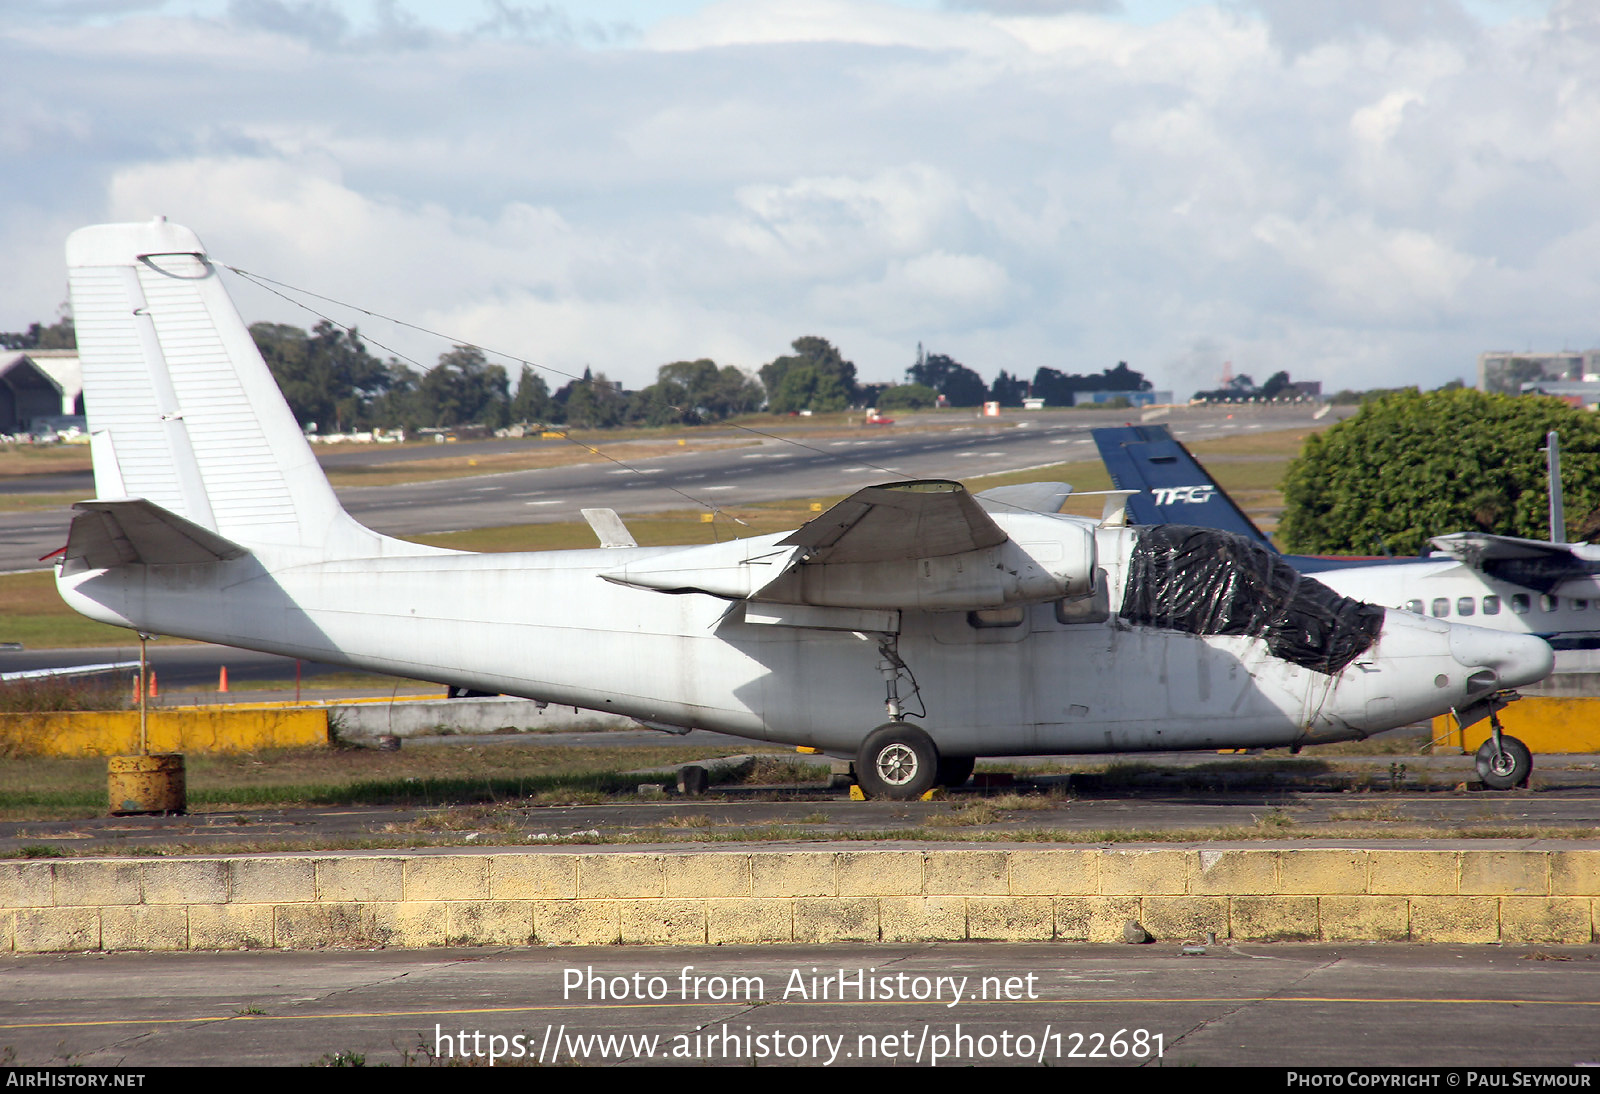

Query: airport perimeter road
3,943,1598,1067
0,405,1332,571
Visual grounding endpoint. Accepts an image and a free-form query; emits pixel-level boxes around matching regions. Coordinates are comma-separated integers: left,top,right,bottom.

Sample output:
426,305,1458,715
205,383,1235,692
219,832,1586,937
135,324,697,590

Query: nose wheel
1453,693,1534,790
1475,734,1531,790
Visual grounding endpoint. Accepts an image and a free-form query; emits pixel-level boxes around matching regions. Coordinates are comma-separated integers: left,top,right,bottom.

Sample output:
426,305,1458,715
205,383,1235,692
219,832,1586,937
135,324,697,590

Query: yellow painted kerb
0,709,328,756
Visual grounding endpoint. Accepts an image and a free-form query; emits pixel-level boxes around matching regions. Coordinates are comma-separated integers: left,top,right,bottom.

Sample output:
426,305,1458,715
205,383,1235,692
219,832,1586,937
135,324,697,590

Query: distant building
1518,380,1600,410
1480,350,1600,394
0,350,82,434
1075,390,1174,408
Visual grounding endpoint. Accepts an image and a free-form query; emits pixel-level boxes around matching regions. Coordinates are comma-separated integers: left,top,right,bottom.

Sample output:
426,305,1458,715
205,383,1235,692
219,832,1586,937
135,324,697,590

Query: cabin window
1574,599,1589,612
1482,596,1500,615
1542,595,1560,613
1456,597,1475,617
1511,594,1530,614
968,606,1025,629
1404,599,1424,615
1431,598,1450,618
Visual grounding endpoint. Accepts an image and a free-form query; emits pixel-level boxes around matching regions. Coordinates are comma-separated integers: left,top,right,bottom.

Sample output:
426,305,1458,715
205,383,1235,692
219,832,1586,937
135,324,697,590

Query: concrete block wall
2,846,1597,952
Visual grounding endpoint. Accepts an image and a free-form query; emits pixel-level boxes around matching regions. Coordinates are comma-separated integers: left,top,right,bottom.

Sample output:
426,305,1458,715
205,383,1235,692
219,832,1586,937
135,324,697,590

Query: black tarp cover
1119,525,1385,675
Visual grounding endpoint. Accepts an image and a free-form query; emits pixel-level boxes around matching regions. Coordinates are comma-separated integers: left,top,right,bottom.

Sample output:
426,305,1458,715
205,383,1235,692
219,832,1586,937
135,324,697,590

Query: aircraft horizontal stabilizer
64,498,251,570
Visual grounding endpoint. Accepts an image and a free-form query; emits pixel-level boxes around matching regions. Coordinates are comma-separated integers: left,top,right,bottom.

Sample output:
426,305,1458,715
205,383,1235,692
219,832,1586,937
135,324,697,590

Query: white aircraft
1095,424,1600,656
53,219,1555,797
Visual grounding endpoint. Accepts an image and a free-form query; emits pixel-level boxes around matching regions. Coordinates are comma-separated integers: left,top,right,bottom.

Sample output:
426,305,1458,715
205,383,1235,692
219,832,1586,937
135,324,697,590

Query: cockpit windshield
1119,525,1384,675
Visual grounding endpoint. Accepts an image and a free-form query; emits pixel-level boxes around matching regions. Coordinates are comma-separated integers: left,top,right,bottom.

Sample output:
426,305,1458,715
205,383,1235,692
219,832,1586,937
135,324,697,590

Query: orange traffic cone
218,666,229,693
147,670,157,699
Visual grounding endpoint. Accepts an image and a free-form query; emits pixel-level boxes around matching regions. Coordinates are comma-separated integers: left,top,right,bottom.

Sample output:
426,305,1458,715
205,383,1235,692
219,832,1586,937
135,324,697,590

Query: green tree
251,321,389,432
876,382,937,410
761,337,858,413
0,315,75,351
370,362,424,431
632,359,763,425
417,346,511,428
908,351,986,407
990,369,1028,407
1279,389,1600,554
563,371,626,428
510,366,551,424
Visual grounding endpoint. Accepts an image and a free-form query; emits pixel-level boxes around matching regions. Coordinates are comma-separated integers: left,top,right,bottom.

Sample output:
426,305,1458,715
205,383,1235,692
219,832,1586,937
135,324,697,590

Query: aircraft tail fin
66,219,414,558
1091,424,1278,552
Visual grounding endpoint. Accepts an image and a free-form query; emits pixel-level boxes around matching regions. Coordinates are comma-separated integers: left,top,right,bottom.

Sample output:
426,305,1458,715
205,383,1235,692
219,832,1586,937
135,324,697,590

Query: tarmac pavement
3,942,1599,1067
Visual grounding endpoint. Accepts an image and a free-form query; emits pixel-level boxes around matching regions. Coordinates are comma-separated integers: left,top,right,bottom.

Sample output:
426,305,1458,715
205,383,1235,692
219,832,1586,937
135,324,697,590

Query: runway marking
524,500,561,506
7,995,1599,1032
702,485,735,491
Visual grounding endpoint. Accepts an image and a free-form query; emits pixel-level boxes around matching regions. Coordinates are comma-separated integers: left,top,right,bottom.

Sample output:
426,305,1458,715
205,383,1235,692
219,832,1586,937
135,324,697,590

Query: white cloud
3,0,1599,397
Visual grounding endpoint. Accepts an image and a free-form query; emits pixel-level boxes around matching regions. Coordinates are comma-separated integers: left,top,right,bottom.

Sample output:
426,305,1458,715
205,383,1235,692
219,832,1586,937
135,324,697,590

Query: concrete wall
3,846,1597,952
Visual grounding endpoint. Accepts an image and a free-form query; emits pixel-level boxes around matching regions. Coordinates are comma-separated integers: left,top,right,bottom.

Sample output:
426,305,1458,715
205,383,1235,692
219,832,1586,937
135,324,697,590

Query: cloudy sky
3,0,1596,396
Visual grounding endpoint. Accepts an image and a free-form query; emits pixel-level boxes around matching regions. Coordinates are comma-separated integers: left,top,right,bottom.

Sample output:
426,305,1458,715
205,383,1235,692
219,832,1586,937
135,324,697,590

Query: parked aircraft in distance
1094,422,1600,787
1094,424,1600,651
53,220,1554,798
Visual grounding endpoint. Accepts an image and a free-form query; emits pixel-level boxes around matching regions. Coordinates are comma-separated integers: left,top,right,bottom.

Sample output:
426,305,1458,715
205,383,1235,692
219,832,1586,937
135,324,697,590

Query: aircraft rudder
67,218,357,553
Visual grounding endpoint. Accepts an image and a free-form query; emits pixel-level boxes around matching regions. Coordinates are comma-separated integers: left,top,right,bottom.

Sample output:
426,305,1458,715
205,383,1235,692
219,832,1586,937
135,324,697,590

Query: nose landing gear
1475,704,1532,790
1458,698,1532,790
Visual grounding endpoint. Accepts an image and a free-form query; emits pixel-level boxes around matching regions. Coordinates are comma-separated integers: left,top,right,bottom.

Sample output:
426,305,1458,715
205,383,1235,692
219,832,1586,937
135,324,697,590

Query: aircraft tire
856,723,939,801
1475,735,1532,790
935,755,976,788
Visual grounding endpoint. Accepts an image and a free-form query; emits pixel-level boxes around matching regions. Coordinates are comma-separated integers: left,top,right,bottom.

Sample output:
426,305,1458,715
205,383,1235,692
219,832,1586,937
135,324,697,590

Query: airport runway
0,404,1333,572
4,942,1598,1067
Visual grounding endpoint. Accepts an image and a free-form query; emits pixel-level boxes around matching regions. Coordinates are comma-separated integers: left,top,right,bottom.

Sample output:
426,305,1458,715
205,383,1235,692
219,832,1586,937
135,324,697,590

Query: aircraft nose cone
1447,626,1554,692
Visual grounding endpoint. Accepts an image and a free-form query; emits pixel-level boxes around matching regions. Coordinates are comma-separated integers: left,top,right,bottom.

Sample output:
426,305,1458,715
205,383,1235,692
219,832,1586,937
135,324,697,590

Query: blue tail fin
1092,424,1278,552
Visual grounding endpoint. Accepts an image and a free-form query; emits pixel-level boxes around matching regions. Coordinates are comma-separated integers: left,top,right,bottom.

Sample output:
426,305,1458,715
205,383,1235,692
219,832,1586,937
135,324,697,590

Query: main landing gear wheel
856,723,939,801
935,756,976,788
1475,735,1532,790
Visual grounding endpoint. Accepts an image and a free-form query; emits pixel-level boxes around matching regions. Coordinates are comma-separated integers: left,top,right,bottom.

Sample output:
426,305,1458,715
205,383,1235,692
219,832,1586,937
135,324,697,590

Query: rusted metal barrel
107,754,186,815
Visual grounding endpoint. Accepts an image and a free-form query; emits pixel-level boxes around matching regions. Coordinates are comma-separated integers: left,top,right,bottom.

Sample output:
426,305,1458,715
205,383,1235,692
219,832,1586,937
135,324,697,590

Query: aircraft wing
974,482,1073,516
777,480,1006,562
63,498,250,570
1092,425,1278,551
1429,532,1578,563
1428,531,1600,593
603,480,1089,612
